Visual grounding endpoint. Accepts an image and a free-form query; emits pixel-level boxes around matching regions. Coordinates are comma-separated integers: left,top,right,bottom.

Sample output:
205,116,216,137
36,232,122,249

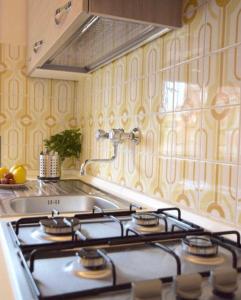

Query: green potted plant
44,128,82,163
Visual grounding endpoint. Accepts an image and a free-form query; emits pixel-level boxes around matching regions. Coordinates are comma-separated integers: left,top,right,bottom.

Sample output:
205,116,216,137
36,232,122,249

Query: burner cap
182,236,218,257
132,213,159,227
78,249,106,270
40,217,80,235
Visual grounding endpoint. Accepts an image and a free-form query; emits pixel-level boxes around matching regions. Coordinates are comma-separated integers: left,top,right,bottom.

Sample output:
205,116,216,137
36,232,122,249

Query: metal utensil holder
38,152,61,180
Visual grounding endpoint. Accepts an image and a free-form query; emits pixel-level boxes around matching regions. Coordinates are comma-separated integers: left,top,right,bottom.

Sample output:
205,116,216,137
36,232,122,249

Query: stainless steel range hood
40,0,183,74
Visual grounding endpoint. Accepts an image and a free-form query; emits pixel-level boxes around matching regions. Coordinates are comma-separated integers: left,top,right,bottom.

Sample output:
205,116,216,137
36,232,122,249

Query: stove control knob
132,279,162,299
211,267,238,295
175,273,202,299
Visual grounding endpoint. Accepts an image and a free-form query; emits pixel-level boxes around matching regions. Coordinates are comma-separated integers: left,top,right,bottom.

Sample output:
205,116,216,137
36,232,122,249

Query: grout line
234,90,241,225
82,145,241,167
82,103,241,123
197,1,208,214
87,41,241,91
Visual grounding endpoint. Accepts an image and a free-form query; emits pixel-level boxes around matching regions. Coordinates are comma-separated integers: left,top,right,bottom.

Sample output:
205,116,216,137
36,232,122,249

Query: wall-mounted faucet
80,128,141,176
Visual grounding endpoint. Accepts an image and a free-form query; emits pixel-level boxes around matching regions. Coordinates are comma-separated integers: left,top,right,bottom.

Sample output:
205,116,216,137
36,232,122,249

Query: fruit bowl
0,182,27,189
0,164,27,187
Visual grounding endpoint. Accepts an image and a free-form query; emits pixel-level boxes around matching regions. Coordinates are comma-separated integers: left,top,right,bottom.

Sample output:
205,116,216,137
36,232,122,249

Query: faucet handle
96,129,109,140
109,128,125,144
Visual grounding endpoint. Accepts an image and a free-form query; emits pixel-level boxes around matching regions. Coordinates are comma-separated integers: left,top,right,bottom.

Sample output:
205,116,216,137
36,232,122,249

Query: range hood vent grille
43,16,169,73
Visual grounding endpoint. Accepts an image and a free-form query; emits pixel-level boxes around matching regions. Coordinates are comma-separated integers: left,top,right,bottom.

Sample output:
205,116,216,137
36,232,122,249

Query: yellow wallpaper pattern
79,0,241,226
0,43,79,172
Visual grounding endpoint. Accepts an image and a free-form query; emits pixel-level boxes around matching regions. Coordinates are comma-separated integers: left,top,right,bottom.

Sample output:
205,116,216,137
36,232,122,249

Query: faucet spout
80,143,118,176
80,161,88,176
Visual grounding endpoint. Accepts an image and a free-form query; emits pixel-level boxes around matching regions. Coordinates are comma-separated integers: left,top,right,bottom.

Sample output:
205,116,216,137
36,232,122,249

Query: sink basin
6,195,121,215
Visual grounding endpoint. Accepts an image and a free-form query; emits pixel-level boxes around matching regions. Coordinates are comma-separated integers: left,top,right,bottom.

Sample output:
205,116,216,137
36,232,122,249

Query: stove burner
132,213,159,226
65,248,111,279
31,229,73,242
184,253,226,266
39,217,81,235
125,213,164,234
182,236,218,257
78,249,106,270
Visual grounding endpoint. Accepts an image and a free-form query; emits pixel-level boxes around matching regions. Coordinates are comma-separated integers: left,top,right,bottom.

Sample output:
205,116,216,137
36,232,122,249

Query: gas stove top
1,206,241,300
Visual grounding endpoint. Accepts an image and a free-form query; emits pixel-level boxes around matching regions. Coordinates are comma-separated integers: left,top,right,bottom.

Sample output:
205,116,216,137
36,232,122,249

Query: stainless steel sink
2,195,126,215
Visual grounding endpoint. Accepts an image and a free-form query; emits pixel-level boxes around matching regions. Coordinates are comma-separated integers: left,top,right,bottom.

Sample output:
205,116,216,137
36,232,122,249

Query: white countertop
0,241,15,300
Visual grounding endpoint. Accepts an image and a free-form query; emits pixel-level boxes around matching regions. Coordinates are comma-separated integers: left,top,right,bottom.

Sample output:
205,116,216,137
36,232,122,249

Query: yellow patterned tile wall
0,43,79,173
79,0,241,227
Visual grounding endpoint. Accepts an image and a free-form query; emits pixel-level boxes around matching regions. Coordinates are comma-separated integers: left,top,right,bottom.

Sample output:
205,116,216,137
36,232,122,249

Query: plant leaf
44,128,82,162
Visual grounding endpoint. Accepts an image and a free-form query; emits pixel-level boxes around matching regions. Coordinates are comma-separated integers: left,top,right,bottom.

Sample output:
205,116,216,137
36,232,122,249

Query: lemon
9,164,23,173
0,167,9,179
13,166,26,184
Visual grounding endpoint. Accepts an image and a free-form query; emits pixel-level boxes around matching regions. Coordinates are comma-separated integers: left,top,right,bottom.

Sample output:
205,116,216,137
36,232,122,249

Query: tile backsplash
0,43,79,172
79,0,241,226
0,0,240,227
